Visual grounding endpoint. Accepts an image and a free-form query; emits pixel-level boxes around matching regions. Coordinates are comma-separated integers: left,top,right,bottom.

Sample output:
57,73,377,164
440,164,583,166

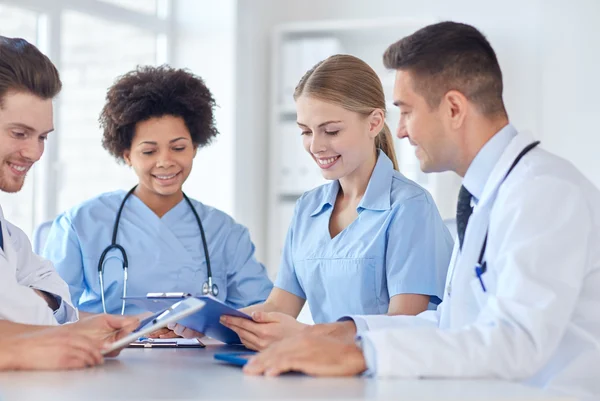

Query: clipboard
124,293,252,344
129,338,205,348
214,352,256,366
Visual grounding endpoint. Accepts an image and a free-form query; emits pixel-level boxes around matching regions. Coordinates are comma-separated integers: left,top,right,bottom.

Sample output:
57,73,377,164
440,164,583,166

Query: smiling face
0,91,54,193
123,115,196,199
296,95,380,182
393,69,455,173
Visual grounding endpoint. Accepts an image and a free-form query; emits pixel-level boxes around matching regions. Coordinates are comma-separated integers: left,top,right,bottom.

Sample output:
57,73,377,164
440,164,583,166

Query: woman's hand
165,323,204,339
147,328,181,339
220,311,307,351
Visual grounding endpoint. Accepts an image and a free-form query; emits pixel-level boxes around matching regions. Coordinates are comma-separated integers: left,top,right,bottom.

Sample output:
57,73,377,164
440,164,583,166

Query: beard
0,173,26,193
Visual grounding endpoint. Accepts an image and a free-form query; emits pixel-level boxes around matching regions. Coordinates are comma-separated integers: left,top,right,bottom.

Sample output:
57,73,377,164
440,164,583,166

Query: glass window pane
97,0,158,15
57,11,158,212
0,5,39,237
0,4,38,43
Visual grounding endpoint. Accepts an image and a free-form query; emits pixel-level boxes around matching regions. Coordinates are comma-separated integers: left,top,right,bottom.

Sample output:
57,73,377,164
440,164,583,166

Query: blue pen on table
475,263,487,292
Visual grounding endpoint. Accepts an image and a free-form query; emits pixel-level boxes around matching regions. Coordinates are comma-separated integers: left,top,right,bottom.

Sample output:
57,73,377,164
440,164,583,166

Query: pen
475,263,487,292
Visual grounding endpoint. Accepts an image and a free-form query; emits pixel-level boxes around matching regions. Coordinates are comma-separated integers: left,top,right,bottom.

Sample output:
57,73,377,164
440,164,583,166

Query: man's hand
305,320,357,343
1,329,104,371
243,333,367,377
220,311,307,351
68,314,139,357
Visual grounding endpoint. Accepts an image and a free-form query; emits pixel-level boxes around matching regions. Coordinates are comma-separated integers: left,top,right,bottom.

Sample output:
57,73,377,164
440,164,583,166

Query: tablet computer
102,297,205,355
214,352,257,367
124,295,252,344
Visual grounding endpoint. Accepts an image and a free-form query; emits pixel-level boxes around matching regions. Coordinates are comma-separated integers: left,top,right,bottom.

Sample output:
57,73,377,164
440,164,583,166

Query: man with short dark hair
0,35,139,371
244,22,600,401
0,36,77,325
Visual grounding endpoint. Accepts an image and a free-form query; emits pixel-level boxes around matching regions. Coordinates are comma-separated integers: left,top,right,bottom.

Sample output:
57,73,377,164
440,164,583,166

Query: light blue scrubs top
275,151,454,323
42,191,273,315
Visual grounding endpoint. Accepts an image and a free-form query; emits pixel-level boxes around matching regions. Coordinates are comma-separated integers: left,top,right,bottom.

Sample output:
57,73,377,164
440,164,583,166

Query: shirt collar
310,150,394,217
462,123,517,203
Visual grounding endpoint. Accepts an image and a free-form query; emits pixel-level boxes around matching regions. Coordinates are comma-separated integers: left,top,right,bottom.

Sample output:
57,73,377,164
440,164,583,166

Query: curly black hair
99,65,218,161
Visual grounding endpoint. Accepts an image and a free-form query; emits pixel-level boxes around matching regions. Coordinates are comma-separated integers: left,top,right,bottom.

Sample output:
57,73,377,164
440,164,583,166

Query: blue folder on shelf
124,293,252,344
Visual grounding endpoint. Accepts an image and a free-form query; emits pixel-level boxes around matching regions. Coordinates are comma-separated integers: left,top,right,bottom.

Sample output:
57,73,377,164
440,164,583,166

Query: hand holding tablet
101,298,206,355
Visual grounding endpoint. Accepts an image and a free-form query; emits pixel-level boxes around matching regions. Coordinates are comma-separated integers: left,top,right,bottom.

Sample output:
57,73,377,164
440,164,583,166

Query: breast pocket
300,258,380,323
468,267,498,308
175,260,227,301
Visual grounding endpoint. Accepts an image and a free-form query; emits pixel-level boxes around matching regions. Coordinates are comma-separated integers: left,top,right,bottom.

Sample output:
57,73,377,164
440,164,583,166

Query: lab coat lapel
0,207,7,262
0,208,17,267
439,241,459,328
447,132,536,327
447,205,490,326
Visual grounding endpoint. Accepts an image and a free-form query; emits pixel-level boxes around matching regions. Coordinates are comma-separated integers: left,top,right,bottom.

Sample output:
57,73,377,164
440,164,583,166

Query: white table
0,343,573,401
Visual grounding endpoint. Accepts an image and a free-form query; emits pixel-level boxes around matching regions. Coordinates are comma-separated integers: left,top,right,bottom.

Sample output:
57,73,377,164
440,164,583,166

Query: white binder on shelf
280,37,342,108
278,121,303,194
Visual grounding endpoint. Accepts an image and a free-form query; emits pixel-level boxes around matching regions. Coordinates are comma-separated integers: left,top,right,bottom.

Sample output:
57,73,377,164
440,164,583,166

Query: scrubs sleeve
223,223,274,309
274,201,306,300
42,213,86,306
385,194,453,303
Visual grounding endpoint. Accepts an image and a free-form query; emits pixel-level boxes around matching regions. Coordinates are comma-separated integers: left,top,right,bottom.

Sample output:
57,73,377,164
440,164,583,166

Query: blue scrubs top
275,151,454,323
42,191,273,314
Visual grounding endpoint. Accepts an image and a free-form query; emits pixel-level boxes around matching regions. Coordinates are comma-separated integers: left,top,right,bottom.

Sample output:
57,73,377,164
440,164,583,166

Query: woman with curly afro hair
42,66,273,335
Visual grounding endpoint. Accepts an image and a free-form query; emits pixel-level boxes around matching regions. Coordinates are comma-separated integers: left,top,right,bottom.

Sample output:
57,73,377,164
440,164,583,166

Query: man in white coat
243,22,600,400
0,36,76,325
0,36,141,370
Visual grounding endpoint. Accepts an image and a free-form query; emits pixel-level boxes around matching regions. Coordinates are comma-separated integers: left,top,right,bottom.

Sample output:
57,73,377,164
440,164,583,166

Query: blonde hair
293,54,399,171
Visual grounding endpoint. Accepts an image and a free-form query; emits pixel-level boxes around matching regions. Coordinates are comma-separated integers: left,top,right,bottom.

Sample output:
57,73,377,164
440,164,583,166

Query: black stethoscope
474,141,540,292
97,185,218,314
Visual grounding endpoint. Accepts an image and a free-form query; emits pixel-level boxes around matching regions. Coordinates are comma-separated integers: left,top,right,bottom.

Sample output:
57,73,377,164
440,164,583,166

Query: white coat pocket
469,267,498,308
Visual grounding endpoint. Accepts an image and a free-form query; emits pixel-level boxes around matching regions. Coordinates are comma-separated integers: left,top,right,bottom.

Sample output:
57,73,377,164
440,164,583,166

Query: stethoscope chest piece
202,278,219,297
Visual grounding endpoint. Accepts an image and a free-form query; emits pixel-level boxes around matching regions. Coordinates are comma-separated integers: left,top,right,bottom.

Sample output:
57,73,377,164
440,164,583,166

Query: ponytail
375,122,399,171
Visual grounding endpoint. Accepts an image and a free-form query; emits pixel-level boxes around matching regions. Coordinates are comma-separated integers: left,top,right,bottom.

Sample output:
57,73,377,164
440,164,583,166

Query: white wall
168,0,600,265
173,0,236,215
540,0,600,189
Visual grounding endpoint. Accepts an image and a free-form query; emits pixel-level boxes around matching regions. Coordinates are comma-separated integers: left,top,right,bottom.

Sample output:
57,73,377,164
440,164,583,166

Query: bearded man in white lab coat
0,36,77,325
0,36,141,370
242,22,600,401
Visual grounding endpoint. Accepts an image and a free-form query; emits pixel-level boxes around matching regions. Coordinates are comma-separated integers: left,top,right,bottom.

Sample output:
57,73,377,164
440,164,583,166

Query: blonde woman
180,55,453,348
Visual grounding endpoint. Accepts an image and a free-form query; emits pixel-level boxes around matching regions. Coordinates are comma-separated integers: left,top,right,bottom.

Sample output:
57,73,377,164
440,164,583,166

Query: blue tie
0,221,4,251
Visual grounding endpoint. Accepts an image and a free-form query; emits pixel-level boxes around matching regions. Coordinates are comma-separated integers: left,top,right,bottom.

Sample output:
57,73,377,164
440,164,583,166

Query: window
97,0,158,15
0,4,38,42
58,10,159,211
0,0,170,239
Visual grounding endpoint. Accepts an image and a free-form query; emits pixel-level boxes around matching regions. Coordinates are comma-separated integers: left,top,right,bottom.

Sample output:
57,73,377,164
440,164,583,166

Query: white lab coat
356,133,600,400
0,206,77,325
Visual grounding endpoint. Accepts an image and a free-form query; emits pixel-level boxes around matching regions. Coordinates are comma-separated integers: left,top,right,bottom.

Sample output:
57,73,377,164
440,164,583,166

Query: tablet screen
102,298,205,355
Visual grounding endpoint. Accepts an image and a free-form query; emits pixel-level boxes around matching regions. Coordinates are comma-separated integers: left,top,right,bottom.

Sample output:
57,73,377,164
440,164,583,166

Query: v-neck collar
128,193,188,221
